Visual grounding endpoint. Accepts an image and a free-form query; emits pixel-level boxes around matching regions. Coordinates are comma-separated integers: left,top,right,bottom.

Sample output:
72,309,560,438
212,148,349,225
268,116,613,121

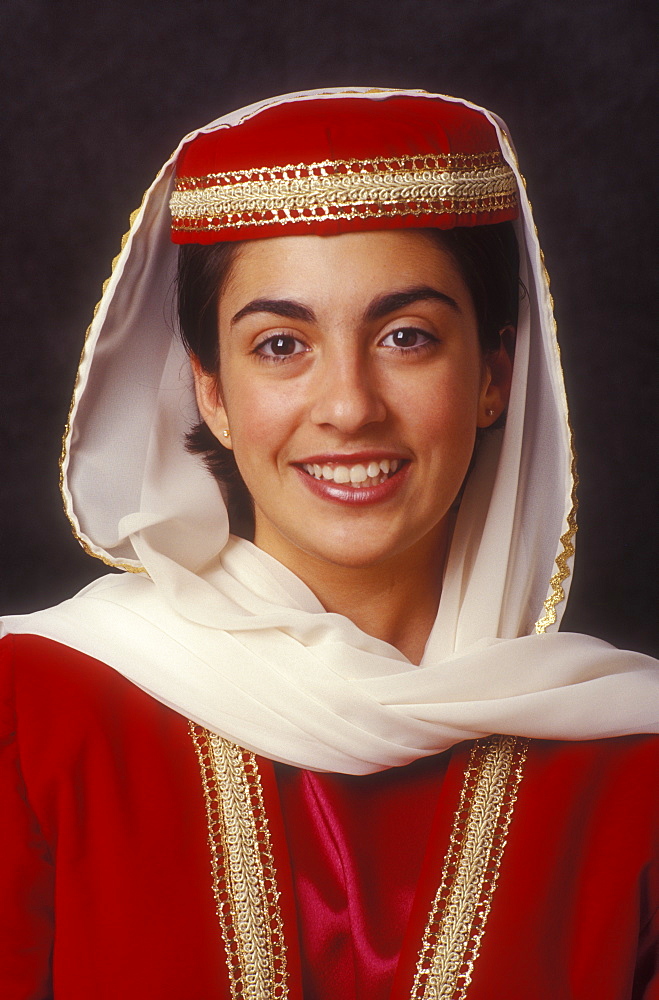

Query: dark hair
177,221,520,537
422,223,520,352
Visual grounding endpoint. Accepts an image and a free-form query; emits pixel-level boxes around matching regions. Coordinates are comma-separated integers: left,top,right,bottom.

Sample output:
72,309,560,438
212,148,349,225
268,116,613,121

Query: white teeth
350,464,368,483
302,459,403,486
333,466,350,484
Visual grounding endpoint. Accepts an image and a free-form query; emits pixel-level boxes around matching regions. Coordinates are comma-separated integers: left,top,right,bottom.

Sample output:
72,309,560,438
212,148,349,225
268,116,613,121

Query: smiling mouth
299,458,402,488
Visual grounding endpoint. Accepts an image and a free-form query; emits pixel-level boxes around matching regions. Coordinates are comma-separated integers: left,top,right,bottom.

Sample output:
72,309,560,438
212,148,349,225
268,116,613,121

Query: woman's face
194,230,510,577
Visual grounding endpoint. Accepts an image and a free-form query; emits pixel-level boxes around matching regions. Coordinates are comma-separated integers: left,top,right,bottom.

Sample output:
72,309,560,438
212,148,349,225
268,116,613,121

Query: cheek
401,364,482,446
223,374,303,464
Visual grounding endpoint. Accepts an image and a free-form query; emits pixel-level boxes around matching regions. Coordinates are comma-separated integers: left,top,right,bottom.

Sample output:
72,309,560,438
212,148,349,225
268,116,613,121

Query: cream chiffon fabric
2,88,657,773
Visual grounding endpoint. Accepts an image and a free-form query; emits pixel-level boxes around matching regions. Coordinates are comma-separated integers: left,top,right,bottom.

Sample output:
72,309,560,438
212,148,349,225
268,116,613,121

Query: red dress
1,634,657,999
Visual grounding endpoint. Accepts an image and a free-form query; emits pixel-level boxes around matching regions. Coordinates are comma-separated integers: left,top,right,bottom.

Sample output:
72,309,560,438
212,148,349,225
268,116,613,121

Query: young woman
1,88,657,999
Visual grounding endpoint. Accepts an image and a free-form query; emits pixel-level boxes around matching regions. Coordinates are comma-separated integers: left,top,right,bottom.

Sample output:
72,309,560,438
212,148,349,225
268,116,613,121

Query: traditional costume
2,88,658,998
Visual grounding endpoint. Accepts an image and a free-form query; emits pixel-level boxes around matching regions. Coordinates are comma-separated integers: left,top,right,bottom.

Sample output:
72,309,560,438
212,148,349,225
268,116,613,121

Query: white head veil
2,88,657,773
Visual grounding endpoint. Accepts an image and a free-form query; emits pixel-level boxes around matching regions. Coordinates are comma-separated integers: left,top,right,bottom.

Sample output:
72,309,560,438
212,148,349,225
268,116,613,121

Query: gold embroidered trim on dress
411,735,528,999
170,154,517,231
189,724,289,999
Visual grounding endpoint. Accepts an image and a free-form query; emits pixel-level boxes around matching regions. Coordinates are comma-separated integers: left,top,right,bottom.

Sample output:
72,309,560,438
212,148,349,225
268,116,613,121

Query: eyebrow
230,285,460,327
363,286,460,322
231,298,316,325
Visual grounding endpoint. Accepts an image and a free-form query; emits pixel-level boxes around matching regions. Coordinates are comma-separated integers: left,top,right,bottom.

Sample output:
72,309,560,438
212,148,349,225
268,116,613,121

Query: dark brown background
2,0,657,654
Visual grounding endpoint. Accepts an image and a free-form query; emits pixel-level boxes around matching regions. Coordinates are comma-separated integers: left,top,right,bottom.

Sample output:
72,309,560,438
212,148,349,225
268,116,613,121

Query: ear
477,326,515,428
190,355,233,450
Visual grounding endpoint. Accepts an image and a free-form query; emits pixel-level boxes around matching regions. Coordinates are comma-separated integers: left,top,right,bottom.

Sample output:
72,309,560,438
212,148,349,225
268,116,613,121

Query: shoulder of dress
0,632,185,739
520,735,659,826
2,632,124,693
525,733,659,766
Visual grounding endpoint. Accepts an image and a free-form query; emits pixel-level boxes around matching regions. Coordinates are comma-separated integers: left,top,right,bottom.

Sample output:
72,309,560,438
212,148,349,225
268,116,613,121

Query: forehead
221,230,470,306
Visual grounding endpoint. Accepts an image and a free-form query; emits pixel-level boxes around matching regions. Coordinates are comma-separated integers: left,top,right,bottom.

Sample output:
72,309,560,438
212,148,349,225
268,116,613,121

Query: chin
254,504,451,579
295,524,440,573
308,546,396,571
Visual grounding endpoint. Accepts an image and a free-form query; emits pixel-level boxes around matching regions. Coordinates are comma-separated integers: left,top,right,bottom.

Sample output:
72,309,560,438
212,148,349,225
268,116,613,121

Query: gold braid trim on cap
411,735,528,999
170,154,517,232
189,724,289,999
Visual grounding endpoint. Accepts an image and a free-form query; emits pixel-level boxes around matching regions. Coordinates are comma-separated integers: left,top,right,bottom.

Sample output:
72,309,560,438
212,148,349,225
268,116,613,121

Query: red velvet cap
170,95,518,244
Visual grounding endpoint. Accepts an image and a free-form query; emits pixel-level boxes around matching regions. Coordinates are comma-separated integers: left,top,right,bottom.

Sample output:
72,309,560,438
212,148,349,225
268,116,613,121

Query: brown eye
271,335,296,355
257,334,307,358
393,329,419,347
380,327,434,350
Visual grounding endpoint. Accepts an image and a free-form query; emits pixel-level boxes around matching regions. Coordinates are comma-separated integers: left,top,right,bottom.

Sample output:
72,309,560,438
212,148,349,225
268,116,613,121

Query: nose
309,354,387,433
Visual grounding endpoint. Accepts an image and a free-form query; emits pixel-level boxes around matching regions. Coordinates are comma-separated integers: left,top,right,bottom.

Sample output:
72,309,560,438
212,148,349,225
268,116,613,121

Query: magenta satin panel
275,754,450,1000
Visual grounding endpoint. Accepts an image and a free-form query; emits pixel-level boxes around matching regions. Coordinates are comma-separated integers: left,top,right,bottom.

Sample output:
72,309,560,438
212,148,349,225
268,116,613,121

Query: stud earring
222,429,230,439
485,408,494,418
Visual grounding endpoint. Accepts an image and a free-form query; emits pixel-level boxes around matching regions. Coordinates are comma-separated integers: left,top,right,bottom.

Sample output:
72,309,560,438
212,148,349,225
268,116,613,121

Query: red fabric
178,98,502,176
171,95,518,244
278,737,659,1000
274,754,450,1000
466,739,659,1000
0,634,242,998
2,633,657,999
